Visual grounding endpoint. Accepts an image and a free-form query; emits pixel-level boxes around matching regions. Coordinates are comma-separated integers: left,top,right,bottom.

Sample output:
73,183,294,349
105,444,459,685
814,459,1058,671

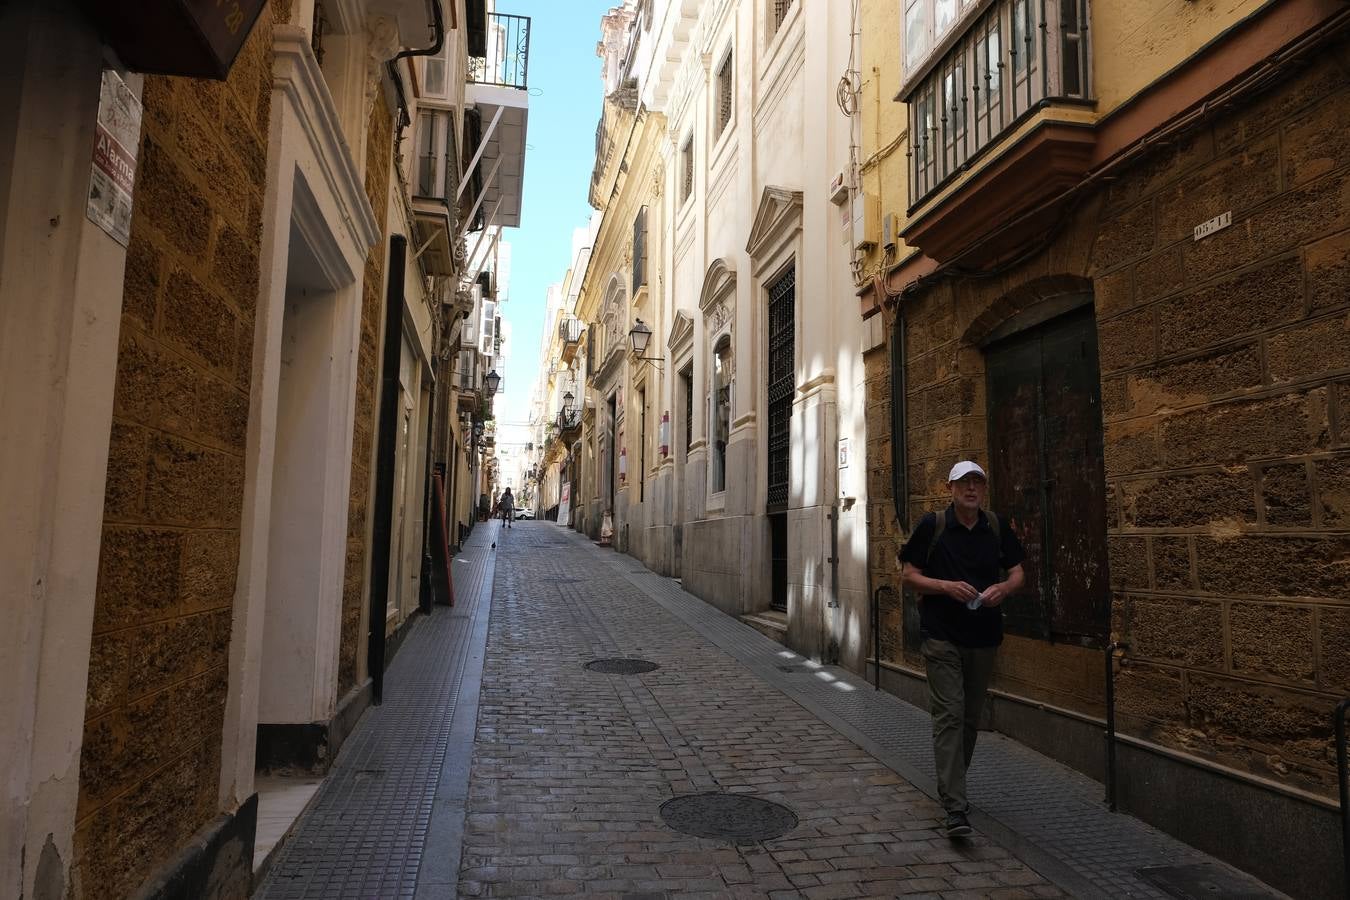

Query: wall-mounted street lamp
483,369,501,394
562,391,574,409
628,318,664,370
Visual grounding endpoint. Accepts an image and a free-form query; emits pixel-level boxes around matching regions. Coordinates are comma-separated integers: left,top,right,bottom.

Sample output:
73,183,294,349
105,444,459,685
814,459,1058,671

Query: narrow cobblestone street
255,520,1285,900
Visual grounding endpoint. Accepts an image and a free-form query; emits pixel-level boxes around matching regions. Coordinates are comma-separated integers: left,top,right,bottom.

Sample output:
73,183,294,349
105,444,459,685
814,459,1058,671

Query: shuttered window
716,52,733,136
632,206,647,291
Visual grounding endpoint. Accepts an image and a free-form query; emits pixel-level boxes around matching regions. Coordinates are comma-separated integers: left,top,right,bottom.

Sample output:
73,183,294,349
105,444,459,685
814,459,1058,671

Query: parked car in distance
514,508,534,520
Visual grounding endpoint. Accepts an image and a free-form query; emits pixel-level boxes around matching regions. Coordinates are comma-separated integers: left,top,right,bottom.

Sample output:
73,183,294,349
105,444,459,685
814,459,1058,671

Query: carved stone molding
745,185,804,275
364,15,400,115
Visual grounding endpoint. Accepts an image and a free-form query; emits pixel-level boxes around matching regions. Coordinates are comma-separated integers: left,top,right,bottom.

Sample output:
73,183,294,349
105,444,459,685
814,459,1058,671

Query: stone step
739,609,788,644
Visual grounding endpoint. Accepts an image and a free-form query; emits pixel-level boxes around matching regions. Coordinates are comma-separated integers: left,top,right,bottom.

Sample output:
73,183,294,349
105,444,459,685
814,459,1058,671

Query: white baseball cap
948,460,987,482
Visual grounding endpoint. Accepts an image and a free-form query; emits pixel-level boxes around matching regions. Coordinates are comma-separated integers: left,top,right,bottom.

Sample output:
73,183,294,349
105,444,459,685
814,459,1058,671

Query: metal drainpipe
368,234,409,706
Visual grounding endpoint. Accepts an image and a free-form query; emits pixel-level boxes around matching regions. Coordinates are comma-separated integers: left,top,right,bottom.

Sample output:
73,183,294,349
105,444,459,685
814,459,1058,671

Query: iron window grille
906,0,1092,206
766,266,795,512
773,0,795,33
682,364,694,455
681,137,694,205
311,0,328,65
716,51,733,137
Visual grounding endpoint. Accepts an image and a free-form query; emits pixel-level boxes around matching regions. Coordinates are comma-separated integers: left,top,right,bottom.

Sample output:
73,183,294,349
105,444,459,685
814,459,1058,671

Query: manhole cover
1136,863,1279,899
659,793,798,843
584,658,660,674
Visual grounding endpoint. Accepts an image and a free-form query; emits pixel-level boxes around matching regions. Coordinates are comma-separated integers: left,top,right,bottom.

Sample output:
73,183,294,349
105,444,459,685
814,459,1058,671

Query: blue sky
496,0,613,438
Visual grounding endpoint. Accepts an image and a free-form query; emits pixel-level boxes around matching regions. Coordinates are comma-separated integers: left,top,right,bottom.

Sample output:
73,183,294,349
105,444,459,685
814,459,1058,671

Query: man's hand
944,580,979,603
979,581,1010,607
981,565,1025,606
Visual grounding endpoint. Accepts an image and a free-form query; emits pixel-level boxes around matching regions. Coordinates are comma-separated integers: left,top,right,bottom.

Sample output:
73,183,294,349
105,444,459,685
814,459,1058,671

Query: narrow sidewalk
253,519,499,900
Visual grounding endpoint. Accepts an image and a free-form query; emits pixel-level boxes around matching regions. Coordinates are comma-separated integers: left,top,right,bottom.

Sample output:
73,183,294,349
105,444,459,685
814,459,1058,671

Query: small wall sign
1193,211,1232,242
87,69,141,248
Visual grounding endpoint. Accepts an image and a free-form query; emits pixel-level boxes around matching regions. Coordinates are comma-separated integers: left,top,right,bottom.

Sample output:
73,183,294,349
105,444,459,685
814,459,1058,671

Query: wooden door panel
984,303,1107,645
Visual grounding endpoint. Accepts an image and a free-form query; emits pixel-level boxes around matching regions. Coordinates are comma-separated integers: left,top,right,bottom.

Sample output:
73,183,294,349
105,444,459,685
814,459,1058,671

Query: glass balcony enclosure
904,0,1092,205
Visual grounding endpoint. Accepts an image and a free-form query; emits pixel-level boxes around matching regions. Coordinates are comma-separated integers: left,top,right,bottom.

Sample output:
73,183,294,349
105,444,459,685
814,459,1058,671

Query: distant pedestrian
498,487,514,528
899,460,1025,838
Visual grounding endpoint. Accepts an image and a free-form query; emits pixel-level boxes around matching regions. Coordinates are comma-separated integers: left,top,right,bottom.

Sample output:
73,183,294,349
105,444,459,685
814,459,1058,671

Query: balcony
465,12,531,229
411,108,460,275
556,407,582,440
558,317,584,365
901,0,1094,262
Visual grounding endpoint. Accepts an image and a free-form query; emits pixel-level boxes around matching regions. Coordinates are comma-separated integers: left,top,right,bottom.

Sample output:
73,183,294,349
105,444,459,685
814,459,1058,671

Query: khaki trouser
922,638,997,814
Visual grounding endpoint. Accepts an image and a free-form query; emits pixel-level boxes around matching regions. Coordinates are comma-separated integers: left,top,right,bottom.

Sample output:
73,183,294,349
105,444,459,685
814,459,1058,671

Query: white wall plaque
1193,210,1232,242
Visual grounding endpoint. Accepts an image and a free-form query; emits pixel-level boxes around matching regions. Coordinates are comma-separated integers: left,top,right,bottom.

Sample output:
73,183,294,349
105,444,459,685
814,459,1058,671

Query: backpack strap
924,511,947,568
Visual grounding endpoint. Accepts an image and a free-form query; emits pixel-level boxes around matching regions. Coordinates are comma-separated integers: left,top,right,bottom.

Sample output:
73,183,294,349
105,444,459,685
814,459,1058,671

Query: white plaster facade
567,0,871,667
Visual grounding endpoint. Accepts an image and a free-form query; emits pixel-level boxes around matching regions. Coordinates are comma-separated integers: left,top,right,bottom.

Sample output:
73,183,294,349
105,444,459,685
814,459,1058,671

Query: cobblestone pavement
257,518,1285,900
459,524,1066,900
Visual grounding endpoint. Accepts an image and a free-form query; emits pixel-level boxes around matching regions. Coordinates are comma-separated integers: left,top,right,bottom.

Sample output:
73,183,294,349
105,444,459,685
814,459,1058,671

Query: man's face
949,473,987,512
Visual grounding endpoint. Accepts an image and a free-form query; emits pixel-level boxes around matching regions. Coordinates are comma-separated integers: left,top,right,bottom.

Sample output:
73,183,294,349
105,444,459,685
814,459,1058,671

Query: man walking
900,460,1025,838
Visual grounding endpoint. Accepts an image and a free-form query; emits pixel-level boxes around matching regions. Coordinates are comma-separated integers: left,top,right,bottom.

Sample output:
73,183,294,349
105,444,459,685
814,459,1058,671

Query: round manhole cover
659,793,798,843
583,658,660,674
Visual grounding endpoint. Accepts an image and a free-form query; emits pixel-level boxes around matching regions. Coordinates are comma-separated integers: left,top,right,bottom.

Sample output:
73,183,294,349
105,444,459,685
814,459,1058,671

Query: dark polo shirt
899,505,1026,648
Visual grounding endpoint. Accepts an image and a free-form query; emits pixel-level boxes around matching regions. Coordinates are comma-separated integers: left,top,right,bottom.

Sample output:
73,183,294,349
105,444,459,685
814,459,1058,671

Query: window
681,136,694,204
712,337,732,493
479,300,497,357
716,51,733,137
632,206,647,291
413,110,458,199
772,0,795,33
903,0,968,78
422,44,448,96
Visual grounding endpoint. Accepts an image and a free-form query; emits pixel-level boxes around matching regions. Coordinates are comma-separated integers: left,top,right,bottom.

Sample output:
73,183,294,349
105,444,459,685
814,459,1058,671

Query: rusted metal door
985,305,1109,646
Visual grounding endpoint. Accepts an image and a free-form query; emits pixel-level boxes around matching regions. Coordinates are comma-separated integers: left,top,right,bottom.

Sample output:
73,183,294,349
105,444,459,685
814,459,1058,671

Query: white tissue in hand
967,593,983,611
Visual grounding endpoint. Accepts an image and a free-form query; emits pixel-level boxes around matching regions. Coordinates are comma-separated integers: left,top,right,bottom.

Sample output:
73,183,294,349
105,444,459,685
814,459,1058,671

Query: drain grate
583,658,660,675
1136,863,1279,899
659,793,798,843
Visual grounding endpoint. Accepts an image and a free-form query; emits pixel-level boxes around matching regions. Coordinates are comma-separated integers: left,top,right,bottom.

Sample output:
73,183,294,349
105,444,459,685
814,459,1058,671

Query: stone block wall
1095,45,1349,797
75,12,275,897
866,42,1349,799
338,94,394,696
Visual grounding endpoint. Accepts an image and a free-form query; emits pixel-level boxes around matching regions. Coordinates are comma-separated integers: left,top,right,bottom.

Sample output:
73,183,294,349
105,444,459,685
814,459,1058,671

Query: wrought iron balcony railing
906,0,1091,206
468,12,531,90
556,408,582,432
